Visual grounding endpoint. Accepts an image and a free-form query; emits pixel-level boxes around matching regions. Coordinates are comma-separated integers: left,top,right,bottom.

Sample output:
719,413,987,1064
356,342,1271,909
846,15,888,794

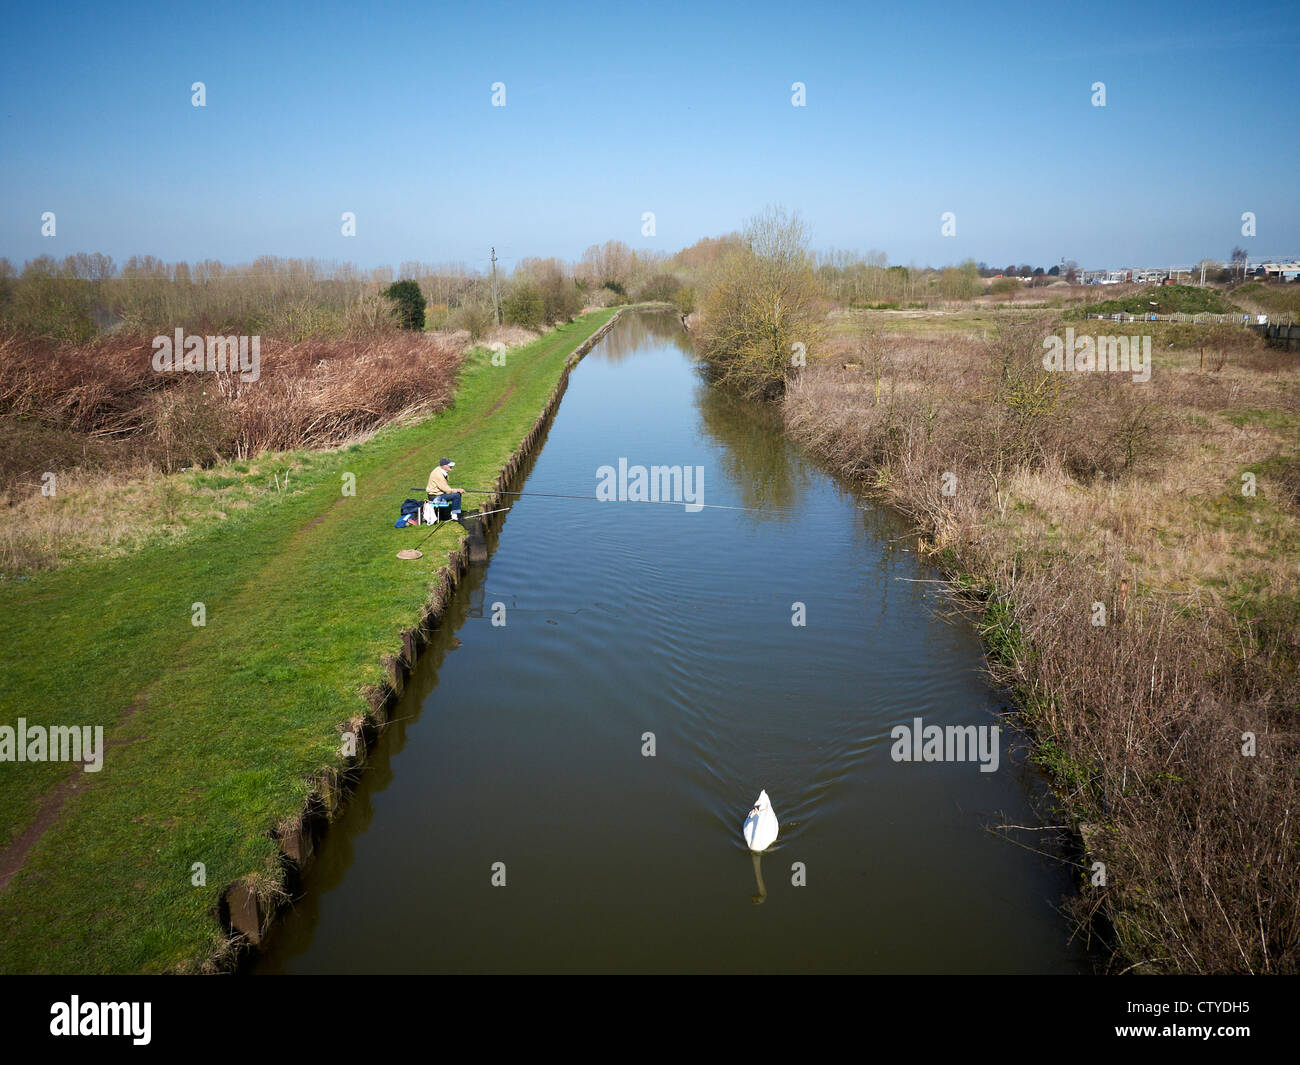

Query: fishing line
397,505,512,559
458,487,780,514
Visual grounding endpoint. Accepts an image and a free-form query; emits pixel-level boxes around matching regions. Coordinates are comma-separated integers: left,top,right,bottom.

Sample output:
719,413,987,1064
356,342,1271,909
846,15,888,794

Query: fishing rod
410,486,766,512
413,505,511,545
407,516,455,553
456,487,777,514
397,504,512,559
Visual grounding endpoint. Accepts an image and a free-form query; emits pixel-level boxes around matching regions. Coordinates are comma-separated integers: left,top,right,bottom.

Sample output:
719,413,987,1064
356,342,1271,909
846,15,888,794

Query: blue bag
395,498,423,528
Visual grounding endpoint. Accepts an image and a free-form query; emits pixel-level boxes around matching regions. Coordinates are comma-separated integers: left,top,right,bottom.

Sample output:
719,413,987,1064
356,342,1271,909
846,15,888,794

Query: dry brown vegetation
785,315,1300,973
0,331,460,481
0,330,462,571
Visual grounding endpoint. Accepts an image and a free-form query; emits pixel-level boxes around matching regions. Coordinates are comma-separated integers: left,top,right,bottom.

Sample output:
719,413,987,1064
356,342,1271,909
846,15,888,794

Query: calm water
257,310,1088,974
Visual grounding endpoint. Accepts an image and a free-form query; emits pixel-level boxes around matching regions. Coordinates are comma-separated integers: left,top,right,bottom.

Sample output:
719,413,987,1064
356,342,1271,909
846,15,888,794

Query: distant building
1257,260,1300,281
1078,259,1296,286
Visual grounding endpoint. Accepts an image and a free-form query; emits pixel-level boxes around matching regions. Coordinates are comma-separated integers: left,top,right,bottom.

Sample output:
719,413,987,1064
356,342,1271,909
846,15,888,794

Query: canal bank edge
216,308,629,970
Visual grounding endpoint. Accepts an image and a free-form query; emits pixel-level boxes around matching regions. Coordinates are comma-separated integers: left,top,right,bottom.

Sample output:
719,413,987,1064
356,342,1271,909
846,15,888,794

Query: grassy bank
0,308,616,973
0,330,462,571
1233,281,1300,320
783,311,1300,973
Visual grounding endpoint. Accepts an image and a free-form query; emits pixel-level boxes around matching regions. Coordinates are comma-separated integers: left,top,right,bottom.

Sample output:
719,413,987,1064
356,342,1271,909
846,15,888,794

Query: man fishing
426,457,464,521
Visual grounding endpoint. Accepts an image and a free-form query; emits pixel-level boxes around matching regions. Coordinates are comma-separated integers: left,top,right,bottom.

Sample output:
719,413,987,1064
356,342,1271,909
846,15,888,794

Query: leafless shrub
784,322,1300,972
0,331,461,485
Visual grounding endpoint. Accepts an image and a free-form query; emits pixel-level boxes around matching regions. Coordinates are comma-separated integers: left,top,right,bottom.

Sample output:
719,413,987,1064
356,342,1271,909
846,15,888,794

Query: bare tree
694,206,825,399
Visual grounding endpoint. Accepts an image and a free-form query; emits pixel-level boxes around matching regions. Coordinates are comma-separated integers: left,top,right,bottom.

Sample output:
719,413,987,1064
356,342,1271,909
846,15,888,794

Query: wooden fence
1085,311,1297,326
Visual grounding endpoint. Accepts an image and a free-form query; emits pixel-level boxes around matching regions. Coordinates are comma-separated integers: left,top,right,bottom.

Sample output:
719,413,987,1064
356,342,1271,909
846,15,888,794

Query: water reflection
750,852,767,905
595,306,695,361
694,381,816,515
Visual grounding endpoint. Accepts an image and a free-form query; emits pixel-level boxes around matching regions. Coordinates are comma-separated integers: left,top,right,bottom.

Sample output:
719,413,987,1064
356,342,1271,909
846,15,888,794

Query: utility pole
490,246,501,325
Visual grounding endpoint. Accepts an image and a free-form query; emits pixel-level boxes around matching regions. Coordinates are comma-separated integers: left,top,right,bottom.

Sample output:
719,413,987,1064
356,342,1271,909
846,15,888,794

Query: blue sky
1,0,1296,273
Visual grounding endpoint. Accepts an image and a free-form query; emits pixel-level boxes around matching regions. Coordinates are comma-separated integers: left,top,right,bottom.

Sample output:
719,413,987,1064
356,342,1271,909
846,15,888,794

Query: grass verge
0,309,616,973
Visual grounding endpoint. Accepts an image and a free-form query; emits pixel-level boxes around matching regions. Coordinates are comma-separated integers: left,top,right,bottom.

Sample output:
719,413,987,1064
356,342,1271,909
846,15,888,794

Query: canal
257,308,1088,973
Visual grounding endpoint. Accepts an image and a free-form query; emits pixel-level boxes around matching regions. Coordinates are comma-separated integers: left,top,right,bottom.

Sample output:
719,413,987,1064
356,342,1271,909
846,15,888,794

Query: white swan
742,790,779,852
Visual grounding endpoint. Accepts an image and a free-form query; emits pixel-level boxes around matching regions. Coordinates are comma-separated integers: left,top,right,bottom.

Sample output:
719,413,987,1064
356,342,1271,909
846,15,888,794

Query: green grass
1232,281,1300,317
1047,316,1260,355
0,309,616,973
1219,407,1300,433
1071,283,1237,318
